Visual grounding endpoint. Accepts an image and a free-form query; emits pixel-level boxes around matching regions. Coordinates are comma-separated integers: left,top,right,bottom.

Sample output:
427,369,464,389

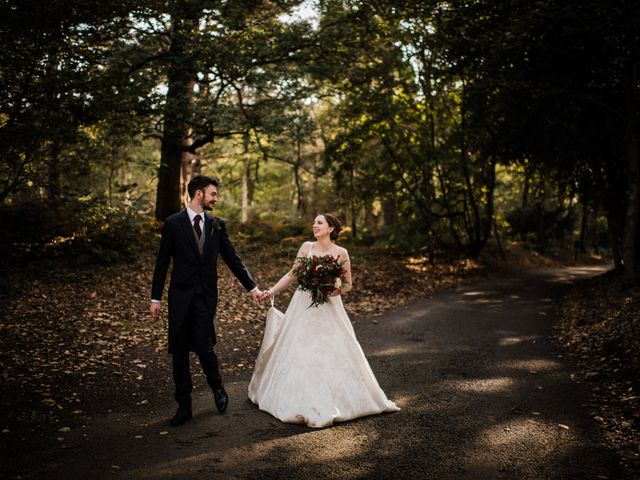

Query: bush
230,219,308,243
506,204,576,245
0,199,154,264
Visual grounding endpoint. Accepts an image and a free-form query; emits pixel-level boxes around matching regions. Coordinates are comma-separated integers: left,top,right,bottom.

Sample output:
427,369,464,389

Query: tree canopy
1,0,638,282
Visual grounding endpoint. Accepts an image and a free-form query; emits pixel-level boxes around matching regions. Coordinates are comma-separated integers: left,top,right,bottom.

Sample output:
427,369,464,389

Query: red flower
292,254,349,308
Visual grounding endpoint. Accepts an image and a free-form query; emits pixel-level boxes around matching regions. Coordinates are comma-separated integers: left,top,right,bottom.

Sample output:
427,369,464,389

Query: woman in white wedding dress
248,214,399,428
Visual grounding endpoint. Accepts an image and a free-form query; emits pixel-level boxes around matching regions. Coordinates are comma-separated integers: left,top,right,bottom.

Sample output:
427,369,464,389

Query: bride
248,214,399,428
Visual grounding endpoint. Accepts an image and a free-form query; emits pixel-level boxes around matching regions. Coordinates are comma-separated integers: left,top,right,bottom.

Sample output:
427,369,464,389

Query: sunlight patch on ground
447,377,517,393
256,425,382,464
474,417,574,452
471,298,505,305
548,266,611,284
127,422,394,479
496,358,563,372
373,344,424,357
497,335,541,346
460,417,577,477
462,290,490,296
386,392,422,409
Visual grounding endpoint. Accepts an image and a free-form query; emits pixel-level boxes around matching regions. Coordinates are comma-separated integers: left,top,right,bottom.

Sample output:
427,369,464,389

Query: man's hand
250,289,263,304
259,290,273,302
150,302,161,318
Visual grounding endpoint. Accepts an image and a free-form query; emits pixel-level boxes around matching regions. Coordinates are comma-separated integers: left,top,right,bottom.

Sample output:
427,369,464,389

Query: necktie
194,214,202,240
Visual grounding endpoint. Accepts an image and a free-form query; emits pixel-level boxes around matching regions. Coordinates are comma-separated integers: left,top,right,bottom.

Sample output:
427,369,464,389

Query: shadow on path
4,265,627,480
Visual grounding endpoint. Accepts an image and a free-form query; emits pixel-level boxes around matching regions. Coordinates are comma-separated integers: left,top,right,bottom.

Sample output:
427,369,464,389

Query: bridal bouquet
293,255,348,308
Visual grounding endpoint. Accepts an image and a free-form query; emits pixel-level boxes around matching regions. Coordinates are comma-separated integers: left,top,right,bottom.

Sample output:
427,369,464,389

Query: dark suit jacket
151,210,256,353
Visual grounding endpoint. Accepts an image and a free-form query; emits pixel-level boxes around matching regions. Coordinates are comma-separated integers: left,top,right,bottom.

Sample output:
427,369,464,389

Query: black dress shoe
169,407,192,426
213,387,228,414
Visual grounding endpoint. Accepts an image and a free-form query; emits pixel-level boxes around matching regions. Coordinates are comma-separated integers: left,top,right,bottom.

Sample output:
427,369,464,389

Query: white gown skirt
248,289,399,428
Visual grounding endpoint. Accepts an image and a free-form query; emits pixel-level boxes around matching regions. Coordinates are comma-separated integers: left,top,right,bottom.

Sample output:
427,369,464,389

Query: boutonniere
210,215,221,235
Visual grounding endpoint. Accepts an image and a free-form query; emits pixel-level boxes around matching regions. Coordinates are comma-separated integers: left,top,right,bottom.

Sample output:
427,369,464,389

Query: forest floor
1,240,636,478
553,271,640,475
0,240,491,438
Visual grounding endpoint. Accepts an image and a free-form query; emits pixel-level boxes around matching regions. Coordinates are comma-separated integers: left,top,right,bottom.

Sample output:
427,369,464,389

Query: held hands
151,288,270,315
250,289,264,305
150,302,161,318
258,289,274,304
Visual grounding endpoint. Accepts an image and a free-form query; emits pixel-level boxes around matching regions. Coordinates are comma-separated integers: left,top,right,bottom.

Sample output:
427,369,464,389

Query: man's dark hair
187,175,218,198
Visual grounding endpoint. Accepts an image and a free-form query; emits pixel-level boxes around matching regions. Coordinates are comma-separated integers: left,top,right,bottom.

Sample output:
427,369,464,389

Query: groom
150,175,262,426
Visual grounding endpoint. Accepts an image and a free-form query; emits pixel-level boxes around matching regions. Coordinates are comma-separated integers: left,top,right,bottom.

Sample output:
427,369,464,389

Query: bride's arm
267,242,310,296
267,270,295,297
340,249,352,294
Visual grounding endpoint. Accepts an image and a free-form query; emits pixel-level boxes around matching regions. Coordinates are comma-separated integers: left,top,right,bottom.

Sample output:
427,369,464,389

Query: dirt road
5,265,627,479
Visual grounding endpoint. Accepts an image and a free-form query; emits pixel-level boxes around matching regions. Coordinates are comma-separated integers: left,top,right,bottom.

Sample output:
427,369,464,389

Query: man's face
200,185,218,210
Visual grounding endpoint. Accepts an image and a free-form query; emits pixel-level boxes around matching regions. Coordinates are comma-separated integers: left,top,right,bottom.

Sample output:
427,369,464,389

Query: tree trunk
481,158,497,249
294,127,305,217
350,164,357,239
108,154,115,208
181,129,196,207
579,194,589,254
603,152,626,271
307,152,320,218
493,217,507,260
606,207,625,271
382,196,398,228
536,204,546,246
364,201,375,232
621,61,640,284
522,165,531,209
622,122,640,285
458,102,484,258
241,132,250,223
293,165,304,218
241,159,250,223
46,141,61,207
154,16,197,221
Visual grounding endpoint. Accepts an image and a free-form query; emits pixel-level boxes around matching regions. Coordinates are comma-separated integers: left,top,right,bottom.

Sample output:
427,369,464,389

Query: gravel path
5,265,627,480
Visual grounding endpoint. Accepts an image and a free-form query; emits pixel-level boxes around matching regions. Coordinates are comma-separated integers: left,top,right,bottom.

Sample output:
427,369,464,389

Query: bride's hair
322,214,342,241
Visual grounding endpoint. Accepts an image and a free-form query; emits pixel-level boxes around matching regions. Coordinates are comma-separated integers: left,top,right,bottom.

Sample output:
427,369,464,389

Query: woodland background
0,0,639,475
0,0,638,276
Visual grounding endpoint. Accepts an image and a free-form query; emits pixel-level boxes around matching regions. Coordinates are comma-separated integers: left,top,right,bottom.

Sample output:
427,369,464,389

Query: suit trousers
172,293,221,408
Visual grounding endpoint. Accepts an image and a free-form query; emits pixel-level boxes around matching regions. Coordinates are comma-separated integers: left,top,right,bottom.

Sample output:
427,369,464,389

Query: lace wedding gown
248,258,400,428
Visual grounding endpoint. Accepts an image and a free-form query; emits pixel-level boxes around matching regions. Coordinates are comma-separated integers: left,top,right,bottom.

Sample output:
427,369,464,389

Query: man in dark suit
150,175,262,426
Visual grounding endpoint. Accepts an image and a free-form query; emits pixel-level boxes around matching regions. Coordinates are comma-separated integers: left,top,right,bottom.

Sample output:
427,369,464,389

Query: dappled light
495,358,562,373
479,419,575,449
373,344,425,357
497,335,541,346
1,0,637,476
547,266,611,284
462,290,488,296
2,243,625,478
445,377,517,394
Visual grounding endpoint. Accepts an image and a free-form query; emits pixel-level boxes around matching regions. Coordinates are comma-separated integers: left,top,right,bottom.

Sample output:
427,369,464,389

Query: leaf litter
553,272,640,475
0,242,484,442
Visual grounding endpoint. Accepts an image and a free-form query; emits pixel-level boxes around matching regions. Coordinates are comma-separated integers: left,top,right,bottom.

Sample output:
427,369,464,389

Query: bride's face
312,215,333,239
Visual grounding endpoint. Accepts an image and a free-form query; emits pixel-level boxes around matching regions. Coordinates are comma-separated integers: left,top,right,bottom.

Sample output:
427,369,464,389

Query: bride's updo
322,214,342,241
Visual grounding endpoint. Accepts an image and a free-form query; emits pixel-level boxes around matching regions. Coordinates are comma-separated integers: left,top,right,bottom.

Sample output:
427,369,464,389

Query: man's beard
202,198,214,211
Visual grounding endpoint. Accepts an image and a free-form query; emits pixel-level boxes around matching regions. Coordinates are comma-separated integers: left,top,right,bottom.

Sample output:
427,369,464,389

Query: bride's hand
328,288,341,297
